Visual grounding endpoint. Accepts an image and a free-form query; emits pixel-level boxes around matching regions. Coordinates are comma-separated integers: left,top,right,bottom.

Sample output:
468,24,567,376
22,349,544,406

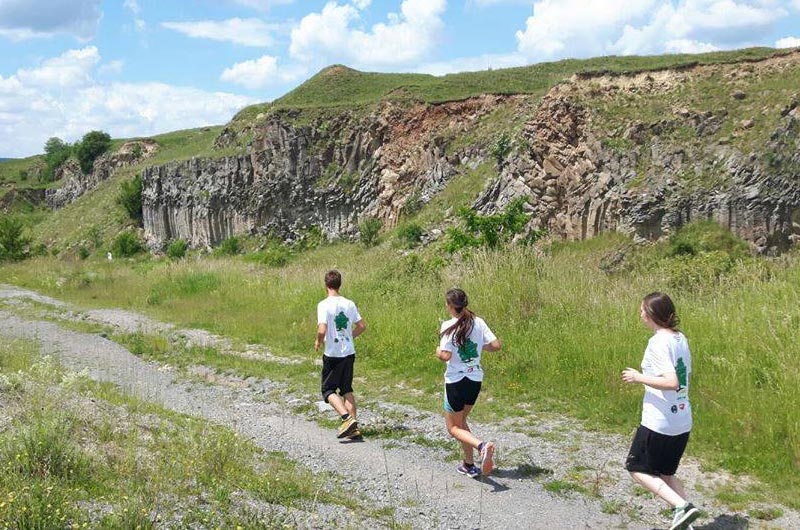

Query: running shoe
669,502,700,530
346,428,363,441
336,416,358,438
480,441,496,476
456,462,480,478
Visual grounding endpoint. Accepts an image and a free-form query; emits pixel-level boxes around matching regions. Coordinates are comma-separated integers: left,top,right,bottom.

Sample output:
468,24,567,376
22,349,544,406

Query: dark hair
325,270,342,290
642,292,679,330
440,288,475,347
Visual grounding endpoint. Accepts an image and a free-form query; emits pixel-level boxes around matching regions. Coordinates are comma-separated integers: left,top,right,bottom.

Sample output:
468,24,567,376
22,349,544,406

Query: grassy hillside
233,47,788,122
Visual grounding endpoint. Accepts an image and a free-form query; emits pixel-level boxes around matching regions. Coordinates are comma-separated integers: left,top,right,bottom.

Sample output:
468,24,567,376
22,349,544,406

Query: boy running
315,270,366,439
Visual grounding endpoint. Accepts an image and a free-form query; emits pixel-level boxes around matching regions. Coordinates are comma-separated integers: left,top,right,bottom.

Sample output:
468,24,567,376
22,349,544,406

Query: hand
621,367,640,384
314,339,321,352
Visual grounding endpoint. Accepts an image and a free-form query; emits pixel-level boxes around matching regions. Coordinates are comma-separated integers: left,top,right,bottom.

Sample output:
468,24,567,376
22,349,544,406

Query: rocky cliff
142,52,800,253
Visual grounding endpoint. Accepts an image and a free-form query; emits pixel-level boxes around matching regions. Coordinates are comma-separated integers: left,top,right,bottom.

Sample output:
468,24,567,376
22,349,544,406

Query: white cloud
123,0,146,32
516,0,791,60
776,35,800,47
162,18,278,47
98,60,124,76
417,52,528,76
0,0,102,41
289,0,446,68
221,55,308,89
0,47,255,157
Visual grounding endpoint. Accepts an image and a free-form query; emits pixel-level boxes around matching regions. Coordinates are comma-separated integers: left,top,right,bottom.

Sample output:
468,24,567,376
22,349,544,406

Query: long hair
642,292,679,330
440,288,475,348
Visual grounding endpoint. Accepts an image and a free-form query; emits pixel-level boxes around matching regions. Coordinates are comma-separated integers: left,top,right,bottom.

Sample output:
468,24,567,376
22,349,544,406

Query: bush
18,169,28,182
667,221,749,259
296,225,325,251
396,222,423,248
402,191,423,216
247,245,293,267
76,130,111,173
111,231,143,257
166,239,188,259
117,175,143,225
216,236,241,256
78,246,90,260
359,218,382,247
445,198,530,252
0,216,32,261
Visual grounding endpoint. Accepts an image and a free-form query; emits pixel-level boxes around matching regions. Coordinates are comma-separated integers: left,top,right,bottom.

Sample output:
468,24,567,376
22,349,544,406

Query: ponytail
440,288,475,347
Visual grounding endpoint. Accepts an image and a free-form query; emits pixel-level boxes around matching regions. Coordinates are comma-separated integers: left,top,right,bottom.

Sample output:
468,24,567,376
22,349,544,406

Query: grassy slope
233,48,787,121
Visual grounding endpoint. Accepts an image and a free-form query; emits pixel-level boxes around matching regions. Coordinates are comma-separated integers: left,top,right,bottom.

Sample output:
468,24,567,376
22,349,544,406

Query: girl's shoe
456,462,480,478
480,442,496,476
336,416,358,438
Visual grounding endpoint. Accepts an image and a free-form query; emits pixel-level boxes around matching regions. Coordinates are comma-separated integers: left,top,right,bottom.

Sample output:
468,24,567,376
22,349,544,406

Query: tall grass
1,235,798,506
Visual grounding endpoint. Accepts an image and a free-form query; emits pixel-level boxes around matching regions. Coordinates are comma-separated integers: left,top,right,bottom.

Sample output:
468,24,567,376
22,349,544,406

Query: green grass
1,228,799,508
232,48,788,120
0,340,360,528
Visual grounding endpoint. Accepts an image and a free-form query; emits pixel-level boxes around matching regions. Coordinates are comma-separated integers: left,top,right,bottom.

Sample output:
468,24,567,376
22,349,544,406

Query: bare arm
621,368,679,391
483,339,502,352
352,320,366,339
436,348,452,362
314,323,327,351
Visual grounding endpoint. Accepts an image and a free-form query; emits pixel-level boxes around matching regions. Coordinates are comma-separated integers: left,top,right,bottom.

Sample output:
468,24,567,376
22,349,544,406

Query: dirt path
0,284,796,529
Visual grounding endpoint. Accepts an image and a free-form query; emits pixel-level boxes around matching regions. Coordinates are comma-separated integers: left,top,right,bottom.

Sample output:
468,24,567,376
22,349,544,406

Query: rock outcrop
46,140,157,209
142,53,800,254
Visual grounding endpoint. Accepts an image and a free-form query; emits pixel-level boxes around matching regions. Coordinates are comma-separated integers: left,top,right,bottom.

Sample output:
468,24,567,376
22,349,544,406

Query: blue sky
1,0,800,157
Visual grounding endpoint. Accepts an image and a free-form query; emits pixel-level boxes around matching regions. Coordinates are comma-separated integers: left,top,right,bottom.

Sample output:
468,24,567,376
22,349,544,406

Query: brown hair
642,292,679,330
325,270,342,290
440,288,475,347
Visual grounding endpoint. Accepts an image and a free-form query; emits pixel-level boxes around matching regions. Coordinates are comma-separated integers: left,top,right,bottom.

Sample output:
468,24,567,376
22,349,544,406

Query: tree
42,137,72,182
457,338,479,363
0,216,32,261
76,130,112,173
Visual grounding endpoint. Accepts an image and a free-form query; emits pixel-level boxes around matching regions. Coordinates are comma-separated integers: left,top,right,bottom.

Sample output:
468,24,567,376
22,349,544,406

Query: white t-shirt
439,316,497,383
317,295,362,358
640,330,693,436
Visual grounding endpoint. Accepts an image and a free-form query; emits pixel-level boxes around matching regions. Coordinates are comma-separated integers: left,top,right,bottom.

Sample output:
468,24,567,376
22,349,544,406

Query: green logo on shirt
334,311,349,331
676,357,687,391
458,339,478,363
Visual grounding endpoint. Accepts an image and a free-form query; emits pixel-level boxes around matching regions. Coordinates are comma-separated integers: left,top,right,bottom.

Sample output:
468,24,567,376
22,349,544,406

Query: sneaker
479,442,496,476
456,462,480,478
336,416,358,439
346,428,363,441
669,502,700,530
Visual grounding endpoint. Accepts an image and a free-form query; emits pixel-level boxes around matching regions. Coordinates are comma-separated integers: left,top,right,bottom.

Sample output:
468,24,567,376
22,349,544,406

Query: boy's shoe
346,429,363,441
336,416,358,439
456,463,480,478
480,442,496,476
669,502,700,530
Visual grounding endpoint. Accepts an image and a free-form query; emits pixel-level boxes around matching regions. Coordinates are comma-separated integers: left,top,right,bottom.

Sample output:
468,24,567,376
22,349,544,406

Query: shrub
18,169,28,182
296,225,325,251
402,191,423,216
247,245,293,267
111,231,143,257
131,143,143,159
490,132,514,167
445,198,530,252
216,236,241,256
359,218,382,247
78,246,90,260
166,239,188,259
0,216,32,261
117,175,143,225
667,221,749,259
75,130,111,173
396,222,423,248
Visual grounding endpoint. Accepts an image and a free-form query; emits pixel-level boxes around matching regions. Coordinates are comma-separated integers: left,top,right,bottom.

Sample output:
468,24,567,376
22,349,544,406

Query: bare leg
662,475,687,500
445,409,482,464
630,472,685,507
342,392,357,419
460,404,476,464
326,393,349,417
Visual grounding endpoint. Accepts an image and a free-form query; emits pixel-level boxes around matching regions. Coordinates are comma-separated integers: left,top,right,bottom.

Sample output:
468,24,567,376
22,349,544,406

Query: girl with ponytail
436,288,502,477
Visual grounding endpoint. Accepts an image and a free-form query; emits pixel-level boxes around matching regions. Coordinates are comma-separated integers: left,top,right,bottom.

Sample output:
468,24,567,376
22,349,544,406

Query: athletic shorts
321,354,355,402
444,377,482,413
624,425,690,476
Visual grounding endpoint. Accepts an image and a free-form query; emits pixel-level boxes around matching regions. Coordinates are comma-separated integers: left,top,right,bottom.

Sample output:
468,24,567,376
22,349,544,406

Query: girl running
436,288,501,478
622,292,700,530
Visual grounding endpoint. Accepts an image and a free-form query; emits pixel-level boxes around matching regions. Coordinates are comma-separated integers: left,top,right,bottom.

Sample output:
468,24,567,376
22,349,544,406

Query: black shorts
444,378,482,413
321,354,355,402
624,425,690,476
